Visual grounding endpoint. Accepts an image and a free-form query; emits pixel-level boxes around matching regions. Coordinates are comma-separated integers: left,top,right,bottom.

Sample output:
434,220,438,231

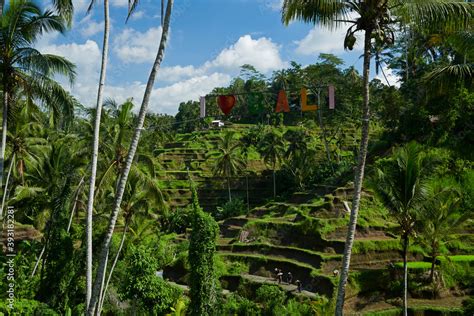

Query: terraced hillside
159,125,473,314
163,182,473,314
155,127,272,211
155,123,367,212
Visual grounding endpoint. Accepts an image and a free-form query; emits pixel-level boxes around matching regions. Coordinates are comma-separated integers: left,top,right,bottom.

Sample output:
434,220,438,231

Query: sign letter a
301,88,317,112
275,90,290,113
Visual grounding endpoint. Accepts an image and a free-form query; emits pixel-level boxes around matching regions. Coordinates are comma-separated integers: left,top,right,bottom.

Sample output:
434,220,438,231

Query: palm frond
282,0,350,29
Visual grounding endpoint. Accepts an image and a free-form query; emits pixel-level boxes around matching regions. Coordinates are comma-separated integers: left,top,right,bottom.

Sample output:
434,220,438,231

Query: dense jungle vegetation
0,0,473,315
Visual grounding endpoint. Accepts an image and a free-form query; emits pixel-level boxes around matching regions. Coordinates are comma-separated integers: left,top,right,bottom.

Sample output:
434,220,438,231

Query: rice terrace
0,0,473,315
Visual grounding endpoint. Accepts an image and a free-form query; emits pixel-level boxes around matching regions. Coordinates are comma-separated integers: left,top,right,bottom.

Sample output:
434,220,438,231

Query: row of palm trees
211,126,314,203
370,142,470,313
281,1,473,314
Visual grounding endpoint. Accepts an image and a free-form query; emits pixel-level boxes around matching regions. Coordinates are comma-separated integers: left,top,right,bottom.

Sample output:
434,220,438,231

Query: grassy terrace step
219,253,335,297
220,274,320,299
218,242,341,268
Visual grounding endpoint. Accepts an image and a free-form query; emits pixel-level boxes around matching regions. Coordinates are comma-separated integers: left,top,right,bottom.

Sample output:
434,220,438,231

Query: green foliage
440,260,474,290
214,198,247,220
166,207,193,234
0,299,58,316
255,284,286,316
221,293,261,316
189,189,220,316
118,244,182,314
274,298,314,316
462,297,474,316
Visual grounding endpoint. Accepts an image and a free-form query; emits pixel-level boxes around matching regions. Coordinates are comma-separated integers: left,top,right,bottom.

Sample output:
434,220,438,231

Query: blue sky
37,0,396,114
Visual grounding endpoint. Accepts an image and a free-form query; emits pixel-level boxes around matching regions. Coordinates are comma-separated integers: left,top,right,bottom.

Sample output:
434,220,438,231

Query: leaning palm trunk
97,217,130,314
1,153,15,216
67,176,85,233
402,234,409,316
0,90,8,216
86,0,110,310
31,245,46,277
227,177,232,201
335,29,373,315
87,1,173,314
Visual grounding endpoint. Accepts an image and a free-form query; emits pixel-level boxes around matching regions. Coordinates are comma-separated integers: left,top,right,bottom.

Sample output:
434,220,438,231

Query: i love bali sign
200,85,335,118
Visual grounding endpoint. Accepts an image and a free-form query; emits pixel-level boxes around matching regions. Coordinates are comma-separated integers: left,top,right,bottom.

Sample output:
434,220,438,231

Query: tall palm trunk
97,216,130,314
86,0,110,310
0,0,4,17
87,1,173,314
429,248,437,284
1,153,14,216
0,89,8,217
272,169,276,198
227,177,232,201
335,29,372,315
402,234,409,316
31,245,45,277
67,176,85,233
246,174,249,212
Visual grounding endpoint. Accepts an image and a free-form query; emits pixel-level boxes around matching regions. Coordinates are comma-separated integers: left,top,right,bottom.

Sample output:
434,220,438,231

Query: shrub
222,294,261,316
274,298,314,316
0,299,59,315
214,198,247,220
256,285,286,315
462,297,474,316
118,245,182,314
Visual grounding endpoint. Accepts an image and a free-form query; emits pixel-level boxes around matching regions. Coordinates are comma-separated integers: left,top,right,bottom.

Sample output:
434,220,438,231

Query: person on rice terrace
296,279,302,293
277,270,284,284
287,272,293,284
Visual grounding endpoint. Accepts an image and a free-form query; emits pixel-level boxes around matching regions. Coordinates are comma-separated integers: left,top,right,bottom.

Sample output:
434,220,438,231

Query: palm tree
371,142,433,315
418,178,468,284
0,0,76,218
259,129,285,198
97,167,166,314
83,0,111,303
1,104,48,215
212,131,245,202
424,30,474,89
282,2,473,313
88,1,174,314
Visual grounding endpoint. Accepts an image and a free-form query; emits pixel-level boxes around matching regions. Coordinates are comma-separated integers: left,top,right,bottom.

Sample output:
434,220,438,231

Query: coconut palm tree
0,0,76,218
259,128,285,198
1,104,48,215
88,1,174,314
282,2,473,313
418,178,469,284
84,0,110,309
97,167,166,314
371,142,433,315
212,131,245,202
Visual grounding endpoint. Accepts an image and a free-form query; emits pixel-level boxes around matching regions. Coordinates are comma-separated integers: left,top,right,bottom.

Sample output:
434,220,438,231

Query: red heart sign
218,95,236,115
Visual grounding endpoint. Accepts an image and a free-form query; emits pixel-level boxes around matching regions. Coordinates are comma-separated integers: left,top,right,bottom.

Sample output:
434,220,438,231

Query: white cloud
80,20,104,37
36,31,287,114
295,14,362,55
375,66,400,88
266,0,283,11
111,0,128,8
129,10,145,20
206,35,287,73
113,27,163,63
